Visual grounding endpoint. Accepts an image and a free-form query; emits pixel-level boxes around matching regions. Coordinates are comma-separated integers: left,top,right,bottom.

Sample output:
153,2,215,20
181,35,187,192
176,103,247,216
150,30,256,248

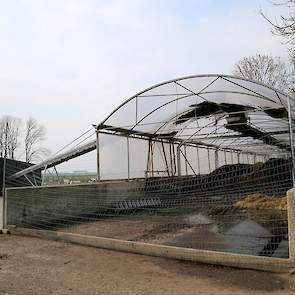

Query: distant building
73,170,89,175
70,180,81,184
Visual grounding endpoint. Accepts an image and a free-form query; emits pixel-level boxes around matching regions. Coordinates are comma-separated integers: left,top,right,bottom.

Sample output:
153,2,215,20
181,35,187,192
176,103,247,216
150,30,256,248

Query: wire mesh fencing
5,154,294,268
3,75,295,270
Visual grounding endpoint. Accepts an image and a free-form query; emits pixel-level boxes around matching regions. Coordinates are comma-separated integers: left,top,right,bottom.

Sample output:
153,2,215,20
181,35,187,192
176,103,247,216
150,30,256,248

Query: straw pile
234,193,287,211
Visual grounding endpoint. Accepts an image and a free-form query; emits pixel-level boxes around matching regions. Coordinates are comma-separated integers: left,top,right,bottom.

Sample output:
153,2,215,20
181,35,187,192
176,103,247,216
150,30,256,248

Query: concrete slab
9,227,295,272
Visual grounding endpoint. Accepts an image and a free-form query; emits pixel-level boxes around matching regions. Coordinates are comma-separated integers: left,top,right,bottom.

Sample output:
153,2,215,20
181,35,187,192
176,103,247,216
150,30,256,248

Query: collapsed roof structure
9,74,295,182
99,74,294,154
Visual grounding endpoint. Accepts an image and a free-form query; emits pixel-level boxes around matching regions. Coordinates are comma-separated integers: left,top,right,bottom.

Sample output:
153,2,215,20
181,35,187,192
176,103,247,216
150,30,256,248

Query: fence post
0,195,3,230
287,189,295,260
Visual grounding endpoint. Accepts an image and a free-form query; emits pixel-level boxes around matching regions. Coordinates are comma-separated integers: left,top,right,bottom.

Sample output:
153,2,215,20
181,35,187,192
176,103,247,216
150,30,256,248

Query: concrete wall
5,183,295,272
6,180,146,228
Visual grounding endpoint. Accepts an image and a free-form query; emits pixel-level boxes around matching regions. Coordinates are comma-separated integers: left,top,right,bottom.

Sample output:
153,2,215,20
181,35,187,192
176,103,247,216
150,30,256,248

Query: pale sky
0,0,291,173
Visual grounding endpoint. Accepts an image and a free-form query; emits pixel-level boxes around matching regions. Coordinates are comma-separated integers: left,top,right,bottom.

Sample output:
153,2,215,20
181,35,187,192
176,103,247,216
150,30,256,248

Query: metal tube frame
127,136,130,180
96,130,100,181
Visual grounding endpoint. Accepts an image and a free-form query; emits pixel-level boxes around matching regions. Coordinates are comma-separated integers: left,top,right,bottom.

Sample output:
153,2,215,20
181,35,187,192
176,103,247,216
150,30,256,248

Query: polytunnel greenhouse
4,74,295,271
97,74,294,179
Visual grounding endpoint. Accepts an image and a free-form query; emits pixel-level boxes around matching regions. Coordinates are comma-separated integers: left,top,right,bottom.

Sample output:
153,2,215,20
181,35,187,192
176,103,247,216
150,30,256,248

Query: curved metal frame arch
99,74,293,128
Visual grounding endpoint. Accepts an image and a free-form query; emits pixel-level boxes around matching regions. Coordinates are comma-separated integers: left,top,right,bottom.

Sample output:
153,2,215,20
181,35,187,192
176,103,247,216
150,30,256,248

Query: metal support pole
224,151,227,165
161,140,170,177
230,151,234,164
127,136,130,180
169,142,173,176
184,145,188,176
196,146,200,175
145,139,152,178
42,165,48,186
215,149,219,170
151,142,154,177
24,174,35,186
180,149,197,176
135,97,138,124
207,149,211,173
177,145,181,177
53,166,60,184
96,130,100,181
172,143,176,175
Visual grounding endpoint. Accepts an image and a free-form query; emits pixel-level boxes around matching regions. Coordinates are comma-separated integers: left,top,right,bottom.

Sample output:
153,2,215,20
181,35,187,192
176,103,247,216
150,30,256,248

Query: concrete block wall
6,180,146,228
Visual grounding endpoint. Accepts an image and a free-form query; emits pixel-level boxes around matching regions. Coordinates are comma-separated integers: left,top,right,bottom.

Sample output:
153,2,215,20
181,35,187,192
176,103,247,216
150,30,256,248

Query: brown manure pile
234,193,287,211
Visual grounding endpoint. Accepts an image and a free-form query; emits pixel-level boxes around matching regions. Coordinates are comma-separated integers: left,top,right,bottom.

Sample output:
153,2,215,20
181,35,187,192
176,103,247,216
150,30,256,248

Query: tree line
0,116,49,163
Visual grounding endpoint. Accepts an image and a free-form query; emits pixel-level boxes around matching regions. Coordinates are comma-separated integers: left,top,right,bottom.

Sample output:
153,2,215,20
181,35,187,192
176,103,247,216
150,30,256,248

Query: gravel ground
0,234,294,295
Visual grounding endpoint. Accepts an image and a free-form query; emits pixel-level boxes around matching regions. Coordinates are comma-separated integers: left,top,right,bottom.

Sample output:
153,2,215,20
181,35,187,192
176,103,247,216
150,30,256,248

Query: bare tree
260,1,295,91
0,116,22,160
25,117,49,163
233,54,290,91
261,1,295,44
0,115,49,162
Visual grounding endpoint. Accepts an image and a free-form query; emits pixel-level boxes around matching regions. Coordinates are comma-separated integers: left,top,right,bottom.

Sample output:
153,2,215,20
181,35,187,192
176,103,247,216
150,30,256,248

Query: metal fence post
287,97,295,260
3,189,7,229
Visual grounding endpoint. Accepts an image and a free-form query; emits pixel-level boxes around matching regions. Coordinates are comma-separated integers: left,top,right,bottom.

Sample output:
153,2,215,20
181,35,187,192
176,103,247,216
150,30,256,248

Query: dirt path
0,234,294,295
